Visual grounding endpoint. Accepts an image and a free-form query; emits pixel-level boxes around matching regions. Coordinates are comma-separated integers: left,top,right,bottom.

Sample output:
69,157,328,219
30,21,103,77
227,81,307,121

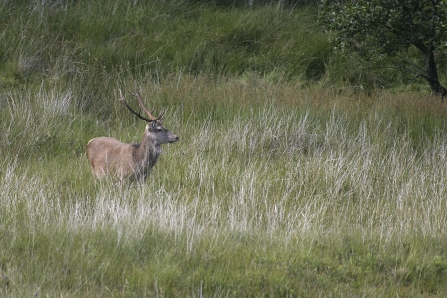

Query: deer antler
129,91,164,121
119,89,153,122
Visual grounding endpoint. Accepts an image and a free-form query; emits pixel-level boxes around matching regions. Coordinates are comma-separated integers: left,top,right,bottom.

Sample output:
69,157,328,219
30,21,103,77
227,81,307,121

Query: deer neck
136,130,161,168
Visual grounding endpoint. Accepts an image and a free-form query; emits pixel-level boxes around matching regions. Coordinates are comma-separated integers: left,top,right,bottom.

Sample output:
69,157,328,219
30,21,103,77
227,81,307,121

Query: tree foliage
319,0,447,96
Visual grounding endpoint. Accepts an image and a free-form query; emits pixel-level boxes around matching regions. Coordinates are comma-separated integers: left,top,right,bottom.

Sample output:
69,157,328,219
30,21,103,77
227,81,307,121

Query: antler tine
119,89,152,122
129,90,164,121
157,110,165,121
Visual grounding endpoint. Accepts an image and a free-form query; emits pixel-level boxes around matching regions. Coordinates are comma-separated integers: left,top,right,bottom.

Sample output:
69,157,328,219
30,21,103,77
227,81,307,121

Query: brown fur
86,121,178,182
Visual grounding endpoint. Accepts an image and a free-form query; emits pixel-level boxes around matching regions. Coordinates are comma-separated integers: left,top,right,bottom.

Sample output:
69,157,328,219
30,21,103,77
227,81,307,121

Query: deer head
119,89,179,145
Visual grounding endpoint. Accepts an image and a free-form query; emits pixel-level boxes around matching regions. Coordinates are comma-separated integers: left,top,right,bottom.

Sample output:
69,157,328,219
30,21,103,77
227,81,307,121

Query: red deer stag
86,90,179,182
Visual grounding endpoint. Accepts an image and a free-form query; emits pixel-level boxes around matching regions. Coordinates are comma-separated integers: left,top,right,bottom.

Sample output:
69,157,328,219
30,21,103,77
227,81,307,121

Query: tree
319,0,447,96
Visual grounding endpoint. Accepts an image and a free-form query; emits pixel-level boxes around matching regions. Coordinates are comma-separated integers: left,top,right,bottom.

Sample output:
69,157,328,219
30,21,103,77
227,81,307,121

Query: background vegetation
1,0,447,296
319,0,447,96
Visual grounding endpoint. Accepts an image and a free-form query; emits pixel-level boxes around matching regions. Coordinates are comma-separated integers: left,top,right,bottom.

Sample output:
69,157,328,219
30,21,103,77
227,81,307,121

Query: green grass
0,0,330,86
2,1,447,297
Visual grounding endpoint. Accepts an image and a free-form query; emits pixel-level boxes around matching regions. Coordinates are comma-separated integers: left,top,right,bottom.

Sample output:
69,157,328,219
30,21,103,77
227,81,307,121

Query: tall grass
2,77,447,296
0,1,329,85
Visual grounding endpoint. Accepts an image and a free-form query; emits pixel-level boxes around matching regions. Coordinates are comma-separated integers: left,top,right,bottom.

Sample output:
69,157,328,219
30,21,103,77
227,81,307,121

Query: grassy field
2,1,447,297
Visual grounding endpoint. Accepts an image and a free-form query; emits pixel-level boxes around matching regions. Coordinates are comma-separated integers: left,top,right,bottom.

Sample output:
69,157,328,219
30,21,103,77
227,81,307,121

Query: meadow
2,1,447,297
